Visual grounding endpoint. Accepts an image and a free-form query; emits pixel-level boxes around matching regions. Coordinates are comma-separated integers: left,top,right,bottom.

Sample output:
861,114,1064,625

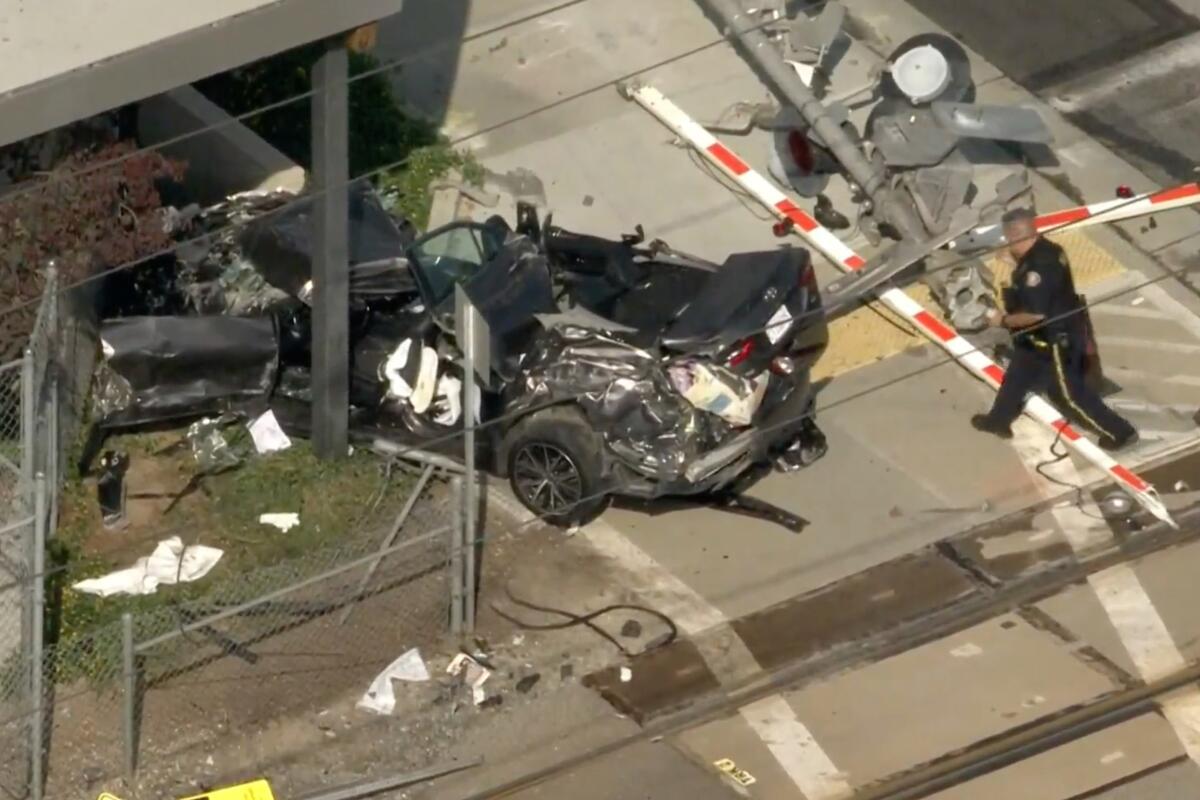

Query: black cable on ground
489,582,678,658
1032,426,1110,521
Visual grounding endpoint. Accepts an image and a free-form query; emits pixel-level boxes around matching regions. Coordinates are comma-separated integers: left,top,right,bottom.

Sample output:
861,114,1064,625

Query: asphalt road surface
908,0,1200,188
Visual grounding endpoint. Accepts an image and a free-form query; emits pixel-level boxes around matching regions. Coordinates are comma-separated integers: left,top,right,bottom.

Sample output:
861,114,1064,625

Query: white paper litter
100,338,115,359
72,537,223,597
620,667,633,683
764,303,795,345
447,653,492,705
669,362,768,427
259,512,300,533
383,340,440,413
950,643,983,658
427,374,483,426
432,374,463,426
248,409,292,454
356,648,430,715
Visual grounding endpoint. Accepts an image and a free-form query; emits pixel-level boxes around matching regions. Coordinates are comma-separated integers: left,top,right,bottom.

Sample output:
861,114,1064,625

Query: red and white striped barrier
624,82,1174,527
948,183,1200,251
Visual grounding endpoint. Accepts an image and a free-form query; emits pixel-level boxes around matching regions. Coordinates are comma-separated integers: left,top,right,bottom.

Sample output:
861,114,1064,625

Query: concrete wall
137,85,305,205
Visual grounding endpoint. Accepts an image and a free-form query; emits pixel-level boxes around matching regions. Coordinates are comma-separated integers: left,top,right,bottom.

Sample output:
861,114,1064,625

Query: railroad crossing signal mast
694,0,1055,317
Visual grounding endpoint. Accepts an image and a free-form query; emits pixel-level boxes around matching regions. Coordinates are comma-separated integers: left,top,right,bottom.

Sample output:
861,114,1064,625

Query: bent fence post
338,463,436,626
29,474,46,800
121,612,141,780
450,477,464,635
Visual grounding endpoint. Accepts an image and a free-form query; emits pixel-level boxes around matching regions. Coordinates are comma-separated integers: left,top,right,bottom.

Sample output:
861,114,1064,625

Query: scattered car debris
247,409,292,454
87,181,831,532
91,315,279,429
515,673,541,694
96,450,130,530
356,648,431,716
447,652,493,706
714,757,757,788
72,536,223,597
187,416,243,473
258,513,301,533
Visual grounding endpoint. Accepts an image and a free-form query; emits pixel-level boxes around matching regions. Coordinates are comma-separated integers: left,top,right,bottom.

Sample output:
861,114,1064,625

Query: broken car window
409,223,506,306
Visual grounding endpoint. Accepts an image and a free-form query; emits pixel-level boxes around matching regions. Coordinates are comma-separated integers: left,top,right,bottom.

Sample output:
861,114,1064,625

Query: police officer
971,208,1138,451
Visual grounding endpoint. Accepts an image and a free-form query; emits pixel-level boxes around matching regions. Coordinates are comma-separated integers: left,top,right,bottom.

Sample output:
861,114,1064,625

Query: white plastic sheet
72,536,223,597
259,512,300,533
669,362,768,427
248,409,292,454
356,648,431,715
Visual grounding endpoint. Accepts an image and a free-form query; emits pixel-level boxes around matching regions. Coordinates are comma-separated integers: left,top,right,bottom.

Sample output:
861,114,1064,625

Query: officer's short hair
1001,207,1036,226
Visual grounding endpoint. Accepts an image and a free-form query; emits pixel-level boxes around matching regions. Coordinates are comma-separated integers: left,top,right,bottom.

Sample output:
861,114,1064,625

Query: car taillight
727,339,754,367
800,265,817,291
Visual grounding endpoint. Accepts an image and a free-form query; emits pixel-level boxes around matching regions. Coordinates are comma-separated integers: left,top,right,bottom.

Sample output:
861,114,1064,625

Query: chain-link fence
0,267,470,799
34,471,454,799
0,264,62,800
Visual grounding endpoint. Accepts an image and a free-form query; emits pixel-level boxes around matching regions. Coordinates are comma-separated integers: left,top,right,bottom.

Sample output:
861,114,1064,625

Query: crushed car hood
239,179,417,303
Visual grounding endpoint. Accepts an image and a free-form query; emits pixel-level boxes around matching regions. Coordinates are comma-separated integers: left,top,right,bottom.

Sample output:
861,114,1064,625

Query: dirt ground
44,487,662,799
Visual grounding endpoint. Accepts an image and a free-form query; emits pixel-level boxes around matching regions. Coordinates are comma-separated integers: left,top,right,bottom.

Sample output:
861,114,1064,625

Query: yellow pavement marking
177,779,276,800
813,231,1127,381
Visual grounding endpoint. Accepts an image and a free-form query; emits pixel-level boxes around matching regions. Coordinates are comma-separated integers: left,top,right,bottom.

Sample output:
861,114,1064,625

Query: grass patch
47,429,407,676
378,146,485,229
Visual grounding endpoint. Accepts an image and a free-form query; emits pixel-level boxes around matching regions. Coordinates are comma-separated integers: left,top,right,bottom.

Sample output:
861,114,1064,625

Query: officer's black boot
971,414,1014,439
1099,429,1139,453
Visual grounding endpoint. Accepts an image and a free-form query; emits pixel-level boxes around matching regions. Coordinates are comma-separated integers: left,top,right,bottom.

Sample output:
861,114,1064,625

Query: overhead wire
0,0,854,320
494,261,1200,537
131,255,1190,691
5,151,1191,588
0,0,595,207
1,0,1185,645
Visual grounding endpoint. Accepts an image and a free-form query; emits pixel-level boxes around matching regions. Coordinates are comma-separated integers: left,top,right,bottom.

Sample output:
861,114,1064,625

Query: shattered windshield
408,223,506,307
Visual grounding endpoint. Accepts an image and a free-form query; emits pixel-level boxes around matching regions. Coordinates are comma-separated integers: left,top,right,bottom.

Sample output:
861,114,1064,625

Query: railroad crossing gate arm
618,80,1176,528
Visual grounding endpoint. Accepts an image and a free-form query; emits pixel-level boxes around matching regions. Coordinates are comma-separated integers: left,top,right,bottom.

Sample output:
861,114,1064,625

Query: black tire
504,406,607,527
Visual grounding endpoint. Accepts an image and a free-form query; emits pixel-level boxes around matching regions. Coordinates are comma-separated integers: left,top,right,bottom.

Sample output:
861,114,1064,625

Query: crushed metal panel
239,179,416,303
94,315,279,427
867,105,959,167
931,102,1052,143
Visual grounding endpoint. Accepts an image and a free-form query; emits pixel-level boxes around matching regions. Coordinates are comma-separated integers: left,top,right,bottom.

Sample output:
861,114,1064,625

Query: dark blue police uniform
978,237,1136,449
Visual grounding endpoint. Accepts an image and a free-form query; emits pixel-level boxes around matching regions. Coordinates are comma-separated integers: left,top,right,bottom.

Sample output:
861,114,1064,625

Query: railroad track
453,443,1200,800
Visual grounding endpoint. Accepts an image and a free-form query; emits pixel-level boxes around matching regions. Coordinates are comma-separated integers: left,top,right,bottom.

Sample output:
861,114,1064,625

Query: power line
0,0,594,208
498,260,1199,536
10,253,1188,595
5,175,1190,588
0,0,818,322
0,0,1183,596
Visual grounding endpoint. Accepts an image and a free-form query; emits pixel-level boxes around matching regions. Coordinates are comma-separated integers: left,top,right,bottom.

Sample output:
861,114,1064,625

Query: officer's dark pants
984,340,1136,441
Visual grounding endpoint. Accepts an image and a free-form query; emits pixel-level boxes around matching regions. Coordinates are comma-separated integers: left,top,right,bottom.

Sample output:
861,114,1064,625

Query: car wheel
505,407,607,527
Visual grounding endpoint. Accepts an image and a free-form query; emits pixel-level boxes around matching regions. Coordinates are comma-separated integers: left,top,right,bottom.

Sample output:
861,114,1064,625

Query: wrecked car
89,188,830,527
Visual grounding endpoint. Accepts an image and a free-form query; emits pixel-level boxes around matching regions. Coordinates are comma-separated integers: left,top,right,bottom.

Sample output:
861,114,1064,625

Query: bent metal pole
695,0,923,240
623,82,1175,527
